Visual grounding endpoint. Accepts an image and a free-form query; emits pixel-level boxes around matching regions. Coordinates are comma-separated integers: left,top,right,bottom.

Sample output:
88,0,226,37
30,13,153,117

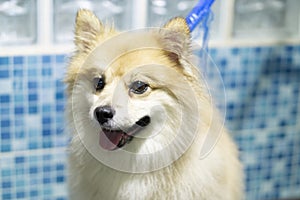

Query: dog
65,9,244,200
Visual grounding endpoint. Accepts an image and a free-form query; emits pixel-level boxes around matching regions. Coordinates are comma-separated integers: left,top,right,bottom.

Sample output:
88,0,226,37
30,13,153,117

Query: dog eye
130,81,149,94
93,76,105,91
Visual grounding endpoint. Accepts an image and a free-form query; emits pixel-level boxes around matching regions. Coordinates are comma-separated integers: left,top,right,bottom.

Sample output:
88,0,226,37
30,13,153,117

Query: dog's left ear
163,17,190,36
161,17,191,62
74,9,115,53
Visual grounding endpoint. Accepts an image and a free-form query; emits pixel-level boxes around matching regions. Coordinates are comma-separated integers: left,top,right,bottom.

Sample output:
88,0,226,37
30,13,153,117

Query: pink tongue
99,131,124,150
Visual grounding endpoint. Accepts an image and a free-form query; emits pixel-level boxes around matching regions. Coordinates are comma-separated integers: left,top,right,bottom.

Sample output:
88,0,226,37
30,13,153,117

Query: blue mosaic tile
1,132,10,140
41,80,53,88
28,93,38,102
14,107,24,115
15,129,25,139
28,105,38,114
28,68,38,77
0,95,10,103
1,120,10,128
13,56,24,65
55,92,64,100
42,67,52,76
56,104,64,112
0,70,9,78
0,57,9,65
13,68,23,77
28,81,38,89
42,55,51,64
27,56,38,64
1,144,11,152
56,55,66,63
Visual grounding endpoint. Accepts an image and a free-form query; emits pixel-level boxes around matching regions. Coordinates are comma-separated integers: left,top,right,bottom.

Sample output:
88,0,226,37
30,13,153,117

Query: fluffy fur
66,9,244,200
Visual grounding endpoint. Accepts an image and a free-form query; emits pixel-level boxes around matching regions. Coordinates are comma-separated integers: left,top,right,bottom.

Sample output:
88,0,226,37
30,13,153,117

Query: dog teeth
120,136,124,144
117,134,134,148
117,136,125,148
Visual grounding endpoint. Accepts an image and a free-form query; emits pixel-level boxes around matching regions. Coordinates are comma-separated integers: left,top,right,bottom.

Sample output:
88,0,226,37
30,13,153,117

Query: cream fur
66,9,244,200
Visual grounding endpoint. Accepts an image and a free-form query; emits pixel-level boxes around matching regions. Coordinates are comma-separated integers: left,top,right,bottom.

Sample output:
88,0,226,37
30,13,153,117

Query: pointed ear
163,17,190,36
161,17,191,62
74,9,104,53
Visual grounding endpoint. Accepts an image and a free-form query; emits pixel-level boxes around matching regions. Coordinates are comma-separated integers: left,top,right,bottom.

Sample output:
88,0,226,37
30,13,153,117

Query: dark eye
130,81,149,94
93,76,105,91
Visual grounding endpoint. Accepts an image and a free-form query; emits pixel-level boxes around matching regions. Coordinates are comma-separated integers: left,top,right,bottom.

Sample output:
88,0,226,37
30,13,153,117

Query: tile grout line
0,147,67,158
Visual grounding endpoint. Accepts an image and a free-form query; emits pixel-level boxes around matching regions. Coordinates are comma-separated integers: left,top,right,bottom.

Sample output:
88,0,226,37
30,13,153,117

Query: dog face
66,10,204,171
81,48,186,152
90,51,176,150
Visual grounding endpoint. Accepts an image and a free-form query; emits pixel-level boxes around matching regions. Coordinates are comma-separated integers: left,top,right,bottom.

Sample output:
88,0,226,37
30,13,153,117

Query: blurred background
0,0,300,199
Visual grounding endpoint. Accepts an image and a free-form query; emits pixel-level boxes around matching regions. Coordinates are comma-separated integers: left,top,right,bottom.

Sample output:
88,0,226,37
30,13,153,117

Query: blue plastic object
185,0,215,32
186,0,216,72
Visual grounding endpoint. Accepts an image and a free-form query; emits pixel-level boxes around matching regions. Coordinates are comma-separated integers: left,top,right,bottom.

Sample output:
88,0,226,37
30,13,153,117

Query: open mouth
99,116,150,151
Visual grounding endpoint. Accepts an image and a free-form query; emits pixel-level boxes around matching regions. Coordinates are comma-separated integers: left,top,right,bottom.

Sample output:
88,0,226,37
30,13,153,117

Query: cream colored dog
66,9,244,200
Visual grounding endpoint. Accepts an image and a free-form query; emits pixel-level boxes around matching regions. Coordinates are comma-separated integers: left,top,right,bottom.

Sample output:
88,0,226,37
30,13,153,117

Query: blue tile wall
0,46,300,200
207,46,300,200
0,55,68,199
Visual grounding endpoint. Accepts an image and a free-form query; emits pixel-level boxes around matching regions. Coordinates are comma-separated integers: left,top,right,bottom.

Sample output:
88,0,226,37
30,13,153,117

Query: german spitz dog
66,9,244,200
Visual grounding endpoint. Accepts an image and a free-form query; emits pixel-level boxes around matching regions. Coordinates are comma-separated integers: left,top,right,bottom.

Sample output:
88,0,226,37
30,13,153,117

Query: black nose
94,106,115,125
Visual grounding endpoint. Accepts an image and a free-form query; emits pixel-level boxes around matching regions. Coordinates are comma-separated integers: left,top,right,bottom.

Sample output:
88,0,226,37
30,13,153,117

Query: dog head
66,10,207,172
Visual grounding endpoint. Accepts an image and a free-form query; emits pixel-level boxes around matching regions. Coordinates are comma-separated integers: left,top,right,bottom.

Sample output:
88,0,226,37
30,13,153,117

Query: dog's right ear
74,9,107,53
